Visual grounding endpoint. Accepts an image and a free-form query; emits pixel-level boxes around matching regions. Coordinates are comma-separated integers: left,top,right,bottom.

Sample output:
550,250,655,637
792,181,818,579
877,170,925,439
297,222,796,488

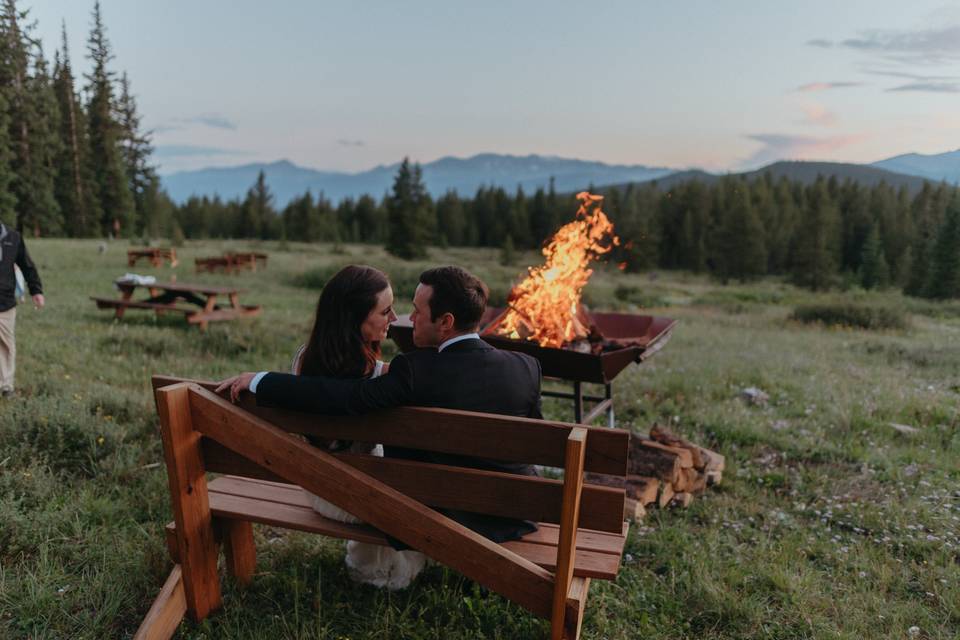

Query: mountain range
160,149,960,206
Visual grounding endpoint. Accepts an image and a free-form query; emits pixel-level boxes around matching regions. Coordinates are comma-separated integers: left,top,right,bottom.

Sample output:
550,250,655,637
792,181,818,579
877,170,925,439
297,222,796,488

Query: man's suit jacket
256,337,543,542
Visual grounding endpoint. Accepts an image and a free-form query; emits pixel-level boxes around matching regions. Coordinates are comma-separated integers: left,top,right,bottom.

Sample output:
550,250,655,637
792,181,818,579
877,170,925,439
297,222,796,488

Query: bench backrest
151,375,628,534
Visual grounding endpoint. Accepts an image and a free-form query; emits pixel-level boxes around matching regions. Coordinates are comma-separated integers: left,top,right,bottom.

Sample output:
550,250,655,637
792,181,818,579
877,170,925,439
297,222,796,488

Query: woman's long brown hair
299,265,390,378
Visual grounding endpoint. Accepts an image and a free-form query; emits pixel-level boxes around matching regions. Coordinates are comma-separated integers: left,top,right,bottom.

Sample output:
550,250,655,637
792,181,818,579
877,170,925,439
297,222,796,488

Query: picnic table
91,279,261,331
195,251,268,274
127,247,179,268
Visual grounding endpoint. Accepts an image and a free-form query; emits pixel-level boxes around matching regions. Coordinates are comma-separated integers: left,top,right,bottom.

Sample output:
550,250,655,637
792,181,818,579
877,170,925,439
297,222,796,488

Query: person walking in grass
0,221,44,398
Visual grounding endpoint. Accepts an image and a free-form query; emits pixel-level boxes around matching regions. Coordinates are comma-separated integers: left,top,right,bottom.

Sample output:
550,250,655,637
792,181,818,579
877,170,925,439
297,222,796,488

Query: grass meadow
1,238,958,639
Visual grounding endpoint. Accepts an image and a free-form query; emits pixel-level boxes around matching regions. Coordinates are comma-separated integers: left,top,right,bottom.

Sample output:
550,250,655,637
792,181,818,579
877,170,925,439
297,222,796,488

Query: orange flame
494,192,619,347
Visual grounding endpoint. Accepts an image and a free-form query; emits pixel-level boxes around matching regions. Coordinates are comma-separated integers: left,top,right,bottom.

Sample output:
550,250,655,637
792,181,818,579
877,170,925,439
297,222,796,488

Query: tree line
0,0,164,238
172,159,960,300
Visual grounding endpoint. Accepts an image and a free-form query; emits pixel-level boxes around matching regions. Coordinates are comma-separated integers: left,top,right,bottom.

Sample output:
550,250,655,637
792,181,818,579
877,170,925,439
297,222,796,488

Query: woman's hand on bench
216,372,257,403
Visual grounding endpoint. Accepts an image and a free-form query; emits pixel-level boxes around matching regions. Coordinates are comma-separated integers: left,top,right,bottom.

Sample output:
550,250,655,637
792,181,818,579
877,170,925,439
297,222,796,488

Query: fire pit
387,308,675,426
390,191,677,427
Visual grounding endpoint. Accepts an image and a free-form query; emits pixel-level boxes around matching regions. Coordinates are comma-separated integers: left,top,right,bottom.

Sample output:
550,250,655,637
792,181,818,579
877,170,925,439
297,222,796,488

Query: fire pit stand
543,381,614,427
387,309,676,428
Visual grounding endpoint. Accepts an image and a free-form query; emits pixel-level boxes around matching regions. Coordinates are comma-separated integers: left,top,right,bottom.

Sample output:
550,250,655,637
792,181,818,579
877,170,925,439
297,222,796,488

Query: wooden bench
137,376,631,640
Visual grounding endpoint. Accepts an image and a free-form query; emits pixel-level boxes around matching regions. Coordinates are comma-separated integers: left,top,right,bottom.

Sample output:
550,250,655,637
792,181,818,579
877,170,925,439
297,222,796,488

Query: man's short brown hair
419,266,488,331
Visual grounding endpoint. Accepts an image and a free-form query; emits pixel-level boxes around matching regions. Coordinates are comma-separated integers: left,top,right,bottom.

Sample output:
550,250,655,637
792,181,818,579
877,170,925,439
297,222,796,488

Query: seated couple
217,265,543,591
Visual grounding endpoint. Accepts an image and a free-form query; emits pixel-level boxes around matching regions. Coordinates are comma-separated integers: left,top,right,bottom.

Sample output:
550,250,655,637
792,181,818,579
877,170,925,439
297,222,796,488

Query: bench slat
212,475,629,555
186,306,261,323
201,439,625,533
91,298,194,313
152,375,629,475
194,477,626,580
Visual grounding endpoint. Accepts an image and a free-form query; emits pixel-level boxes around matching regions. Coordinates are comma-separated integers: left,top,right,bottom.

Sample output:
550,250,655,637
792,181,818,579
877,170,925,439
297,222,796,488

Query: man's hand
32,294,44,310
215,372,257,403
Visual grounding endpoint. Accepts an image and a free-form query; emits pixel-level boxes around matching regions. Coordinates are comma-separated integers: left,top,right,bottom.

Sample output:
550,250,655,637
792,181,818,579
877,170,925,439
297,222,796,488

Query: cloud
157,113,238,133
887,81,960,93
336,139,365,147
861,68,958,81
797,81,862,92
185,114,238,130
741,133,867,168
799,104,838,126
810,25,960,65
154,145,248,158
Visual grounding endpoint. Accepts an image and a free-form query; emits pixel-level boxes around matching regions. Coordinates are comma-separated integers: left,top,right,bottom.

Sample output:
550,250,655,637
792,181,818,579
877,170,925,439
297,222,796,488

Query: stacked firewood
586,423,725,522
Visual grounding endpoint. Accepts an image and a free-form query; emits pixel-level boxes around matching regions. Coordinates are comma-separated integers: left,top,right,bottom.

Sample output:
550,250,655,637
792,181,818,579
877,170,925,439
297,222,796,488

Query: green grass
1,238,958,639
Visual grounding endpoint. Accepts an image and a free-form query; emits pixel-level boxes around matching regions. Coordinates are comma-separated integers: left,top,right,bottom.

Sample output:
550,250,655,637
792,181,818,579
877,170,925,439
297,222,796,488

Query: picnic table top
114,280,247,296
128,247,176,254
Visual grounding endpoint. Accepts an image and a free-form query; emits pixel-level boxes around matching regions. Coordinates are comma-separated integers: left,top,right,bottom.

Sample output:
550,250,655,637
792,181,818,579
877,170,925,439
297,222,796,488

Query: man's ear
440,312,456,333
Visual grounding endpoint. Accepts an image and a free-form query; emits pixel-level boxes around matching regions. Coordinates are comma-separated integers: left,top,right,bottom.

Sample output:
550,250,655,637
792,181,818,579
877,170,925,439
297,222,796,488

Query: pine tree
925,197,960,299
85,1,134,236
116,71,156,236
435,190,465,246
859,224,890,290
238,170,274,238
386,157,431,259
1,0,61,235
712,179,767,282
499,233,516,266
0,90,16,222
53,22,99,236
792,178,840,290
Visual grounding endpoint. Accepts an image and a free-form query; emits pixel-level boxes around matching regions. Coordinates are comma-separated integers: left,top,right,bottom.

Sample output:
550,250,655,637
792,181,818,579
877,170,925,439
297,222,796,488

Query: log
670,492,694,508
627,438,683,484
673,467,706,494
636,439,693,469
624,475,659,505
657,482,675,508
649,424,705,469
624,498,645,522
701,448,725,473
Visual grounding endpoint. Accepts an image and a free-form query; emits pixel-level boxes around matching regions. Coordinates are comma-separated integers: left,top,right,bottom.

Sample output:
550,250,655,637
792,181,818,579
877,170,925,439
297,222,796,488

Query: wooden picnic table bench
91,280,260,330
127,247,178,268
136,375,631,640
195,252,268,274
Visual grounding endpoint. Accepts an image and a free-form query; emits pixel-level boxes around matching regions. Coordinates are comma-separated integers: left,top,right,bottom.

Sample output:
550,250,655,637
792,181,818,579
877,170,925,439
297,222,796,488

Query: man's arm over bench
256,354,414,414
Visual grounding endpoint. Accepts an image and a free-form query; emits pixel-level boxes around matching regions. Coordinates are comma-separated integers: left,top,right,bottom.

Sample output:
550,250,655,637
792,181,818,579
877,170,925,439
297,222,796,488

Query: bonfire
485,192,619,348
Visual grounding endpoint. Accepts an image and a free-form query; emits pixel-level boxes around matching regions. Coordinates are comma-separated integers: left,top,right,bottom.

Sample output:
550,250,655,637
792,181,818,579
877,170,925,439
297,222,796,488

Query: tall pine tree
859,224,890,290
792,179,840,290
53,22,99,236
925,196,960,299
116,71,156,236
386,157,431,259
1,0,61,235
85,1,133,236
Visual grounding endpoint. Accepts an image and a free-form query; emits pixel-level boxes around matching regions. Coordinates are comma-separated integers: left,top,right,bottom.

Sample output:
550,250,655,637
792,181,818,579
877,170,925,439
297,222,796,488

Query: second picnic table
92,279,261,330
127,247,179,268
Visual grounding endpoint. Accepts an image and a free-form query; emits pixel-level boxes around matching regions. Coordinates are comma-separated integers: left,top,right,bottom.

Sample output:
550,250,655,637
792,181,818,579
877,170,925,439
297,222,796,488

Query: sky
29,0,960,175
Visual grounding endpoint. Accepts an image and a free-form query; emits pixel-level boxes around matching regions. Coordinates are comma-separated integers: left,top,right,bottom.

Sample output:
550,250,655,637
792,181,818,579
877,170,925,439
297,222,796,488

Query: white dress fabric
291,347,426,590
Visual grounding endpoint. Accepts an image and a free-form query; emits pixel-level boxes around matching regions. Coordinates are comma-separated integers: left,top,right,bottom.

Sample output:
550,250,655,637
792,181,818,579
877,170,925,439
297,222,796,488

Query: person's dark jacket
0,223,42,313
256,337,543,543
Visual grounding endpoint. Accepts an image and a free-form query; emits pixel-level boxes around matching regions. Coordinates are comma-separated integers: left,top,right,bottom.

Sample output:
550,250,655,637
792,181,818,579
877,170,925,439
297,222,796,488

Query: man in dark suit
218,265,542,542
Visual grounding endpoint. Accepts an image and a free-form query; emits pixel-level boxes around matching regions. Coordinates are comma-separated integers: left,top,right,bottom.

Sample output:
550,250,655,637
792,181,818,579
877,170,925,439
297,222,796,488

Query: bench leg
133,565,187,640
562,577,590,639
221,519,256,586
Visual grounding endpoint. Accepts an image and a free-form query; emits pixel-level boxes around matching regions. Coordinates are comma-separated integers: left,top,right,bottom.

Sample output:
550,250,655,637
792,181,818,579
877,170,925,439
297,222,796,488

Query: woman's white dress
292,347,426,590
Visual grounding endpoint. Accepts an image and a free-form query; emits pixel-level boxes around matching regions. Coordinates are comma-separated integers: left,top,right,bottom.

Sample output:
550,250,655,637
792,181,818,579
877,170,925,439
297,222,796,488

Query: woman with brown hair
292,264,426,589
